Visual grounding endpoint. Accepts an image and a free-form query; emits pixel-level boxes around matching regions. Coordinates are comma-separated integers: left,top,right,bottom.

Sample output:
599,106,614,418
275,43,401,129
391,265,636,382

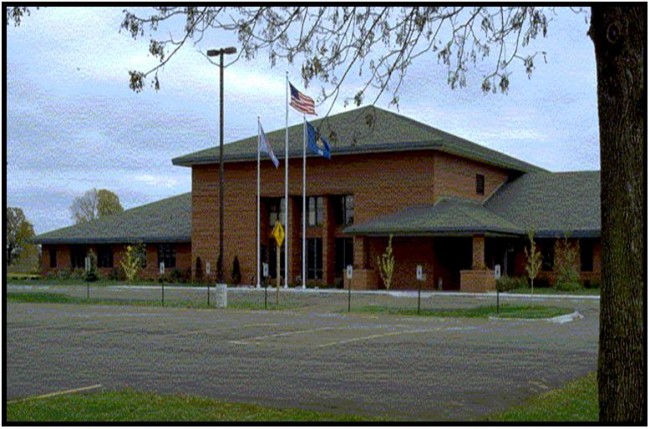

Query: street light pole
207,47,237,294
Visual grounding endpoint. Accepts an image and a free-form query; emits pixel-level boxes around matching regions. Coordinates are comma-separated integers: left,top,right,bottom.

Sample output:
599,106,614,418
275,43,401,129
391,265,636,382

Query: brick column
322,196,335,285
353,236,367,269
472,234,486,269
287,196,301,285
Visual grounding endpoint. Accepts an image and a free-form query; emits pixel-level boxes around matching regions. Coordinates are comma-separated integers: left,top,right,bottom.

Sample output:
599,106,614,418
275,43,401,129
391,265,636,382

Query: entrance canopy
344,197,523,237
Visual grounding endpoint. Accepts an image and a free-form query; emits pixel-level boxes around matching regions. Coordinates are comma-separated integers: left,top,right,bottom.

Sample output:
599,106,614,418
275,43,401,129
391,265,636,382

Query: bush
556,281,583,292
108,267,125,281
231,256,241,285
496,276,527,292
84,250,99,282
195,257,204,283
584,280,600,289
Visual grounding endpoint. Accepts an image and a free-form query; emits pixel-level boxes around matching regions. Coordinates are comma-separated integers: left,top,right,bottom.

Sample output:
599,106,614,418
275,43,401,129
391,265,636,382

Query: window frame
476,174,485,196
49,246,57,268
157,244,176,269
308,196,324,226
307,237,323,280
97,245,113,268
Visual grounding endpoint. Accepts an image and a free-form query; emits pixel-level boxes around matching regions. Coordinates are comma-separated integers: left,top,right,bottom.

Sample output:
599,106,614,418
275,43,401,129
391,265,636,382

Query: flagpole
256,117,261,288
284,72,289,289
302,115,307,289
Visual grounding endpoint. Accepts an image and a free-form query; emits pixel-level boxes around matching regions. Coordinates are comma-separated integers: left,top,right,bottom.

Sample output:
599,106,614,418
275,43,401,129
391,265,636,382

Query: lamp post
207,46,237,299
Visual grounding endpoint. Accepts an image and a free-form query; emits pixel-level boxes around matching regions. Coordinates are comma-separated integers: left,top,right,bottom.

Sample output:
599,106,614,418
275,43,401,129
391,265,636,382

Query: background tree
6,207,36,266
7,5,645,422
70,188,124,224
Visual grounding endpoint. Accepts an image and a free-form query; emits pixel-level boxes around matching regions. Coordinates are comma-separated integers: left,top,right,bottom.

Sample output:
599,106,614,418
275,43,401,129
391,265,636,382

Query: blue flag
306,121,331,160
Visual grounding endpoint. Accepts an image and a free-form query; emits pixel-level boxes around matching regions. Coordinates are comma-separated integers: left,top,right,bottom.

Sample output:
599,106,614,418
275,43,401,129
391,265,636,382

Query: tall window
49,246,57,268
97,246,113,268
540,240,554,272
70,246,86,269
268,198,286,225
476,174,485,195
335,238,354,275
307,238,323,280
335,195,354,225
580,239,594,272
158,244,176,268
308,196,324,226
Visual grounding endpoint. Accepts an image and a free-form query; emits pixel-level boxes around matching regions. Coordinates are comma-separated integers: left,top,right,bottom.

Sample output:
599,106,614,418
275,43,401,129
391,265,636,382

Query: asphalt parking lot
6,288,599,421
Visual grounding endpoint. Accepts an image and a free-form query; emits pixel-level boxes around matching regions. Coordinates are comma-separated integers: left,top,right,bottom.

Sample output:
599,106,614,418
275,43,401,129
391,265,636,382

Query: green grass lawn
507,286,600,296
6,373,597,422
6,389,381,422
7,292,302,311
487,372,598,422
352,304,573,319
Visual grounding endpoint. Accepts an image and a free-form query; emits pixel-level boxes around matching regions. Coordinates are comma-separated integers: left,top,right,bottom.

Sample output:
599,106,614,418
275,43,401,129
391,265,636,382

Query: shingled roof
346,171,601,238
344,197,523,237
172,106,544,174
485,171,601,237
32,193,191,245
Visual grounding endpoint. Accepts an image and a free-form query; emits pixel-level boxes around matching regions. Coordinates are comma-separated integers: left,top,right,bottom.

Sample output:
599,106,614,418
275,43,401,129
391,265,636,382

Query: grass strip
6,389,380,422
486,372,597,422
352,304,573,319
7,292,302,311
507,287,600,296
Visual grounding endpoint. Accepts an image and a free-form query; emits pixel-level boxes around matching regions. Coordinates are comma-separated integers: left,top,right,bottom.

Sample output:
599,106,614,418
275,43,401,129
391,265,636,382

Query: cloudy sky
6,6,599,235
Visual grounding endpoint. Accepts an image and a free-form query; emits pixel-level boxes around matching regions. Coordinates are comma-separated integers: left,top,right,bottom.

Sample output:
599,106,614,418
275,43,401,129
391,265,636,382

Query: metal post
265,278,268,310
162,279,165,307
418,282,421,315
218,50,225,284
497,289,500,315
87,281,89,301
348,276,352,312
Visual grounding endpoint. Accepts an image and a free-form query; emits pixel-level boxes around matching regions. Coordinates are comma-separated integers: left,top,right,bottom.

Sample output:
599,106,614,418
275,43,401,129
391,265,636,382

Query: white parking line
7,384,103,404
229,327,336,345
315,326,477,349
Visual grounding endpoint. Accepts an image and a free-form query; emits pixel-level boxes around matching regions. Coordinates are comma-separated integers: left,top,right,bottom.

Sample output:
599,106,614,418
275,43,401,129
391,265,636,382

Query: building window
335,195,354,225
49,246,57,268
158,244,176,269
334,238,354,275
540,240,554,272
97,246,113,268
308,196,324,226
268,198,286,225
580,239,594,272
476,174,485,195
307,238,323,280
70,246,86,269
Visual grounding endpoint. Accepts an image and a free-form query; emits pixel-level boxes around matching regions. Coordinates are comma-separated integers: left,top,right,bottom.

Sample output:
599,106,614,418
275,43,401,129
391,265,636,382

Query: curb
488,311,584,323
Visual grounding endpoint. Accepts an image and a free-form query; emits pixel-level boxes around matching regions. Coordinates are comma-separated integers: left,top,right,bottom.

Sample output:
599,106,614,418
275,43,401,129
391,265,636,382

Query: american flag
289,82,316,115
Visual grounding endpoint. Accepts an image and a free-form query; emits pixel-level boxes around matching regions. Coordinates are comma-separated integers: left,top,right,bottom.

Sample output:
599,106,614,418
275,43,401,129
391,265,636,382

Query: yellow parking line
7,384,102,404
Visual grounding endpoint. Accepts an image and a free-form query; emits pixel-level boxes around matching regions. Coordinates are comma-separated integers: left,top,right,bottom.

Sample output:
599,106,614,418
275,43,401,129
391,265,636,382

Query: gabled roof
344,197,523,237
32,193,191,245
172,106,544,173
485,171,601,237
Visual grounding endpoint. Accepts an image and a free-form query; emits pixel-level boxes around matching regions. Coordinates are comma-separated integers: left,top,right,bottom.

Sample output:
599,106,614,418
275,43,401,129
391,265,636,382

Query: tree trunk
590,6,646,424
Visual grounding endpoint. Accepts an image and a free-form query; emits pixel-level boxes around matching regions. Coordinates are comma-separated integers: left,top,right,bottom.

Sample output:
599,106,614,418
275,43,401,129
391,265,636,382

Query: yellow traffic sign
272,221,285,247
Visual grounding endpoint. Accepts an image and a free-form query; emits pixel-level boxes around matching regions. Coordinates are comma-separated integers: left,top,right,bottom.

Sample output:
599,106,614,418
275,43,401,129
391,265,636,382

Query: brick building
33,106,601,291
172,106,600,291
33,193,192,281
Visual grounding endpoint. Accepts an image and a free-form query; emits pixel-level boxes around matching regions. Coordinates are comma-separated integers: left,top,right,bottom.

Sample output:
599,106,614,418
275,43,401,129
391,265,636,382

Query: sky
6,6,599,236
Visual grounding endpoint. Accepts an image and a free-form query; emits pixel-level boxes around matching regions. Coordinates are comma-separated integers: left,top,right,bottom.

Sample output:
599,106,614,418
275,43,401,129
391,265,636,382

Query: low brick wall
460,269,496,292
351,269,379,290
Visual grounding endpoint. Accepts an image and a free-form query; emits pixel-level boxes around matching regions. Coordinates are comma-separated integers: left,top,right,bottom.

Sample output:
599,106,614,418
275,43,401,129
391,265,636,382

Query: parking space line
315,326,477,349
7,384,103,404
230,327,337,345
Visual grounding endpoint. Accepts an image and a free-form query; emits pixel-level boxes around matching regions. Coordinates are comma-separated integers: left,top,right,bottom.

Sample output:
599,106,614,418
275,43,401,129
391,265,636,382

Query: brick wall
40,242,191,280
190,149,513,286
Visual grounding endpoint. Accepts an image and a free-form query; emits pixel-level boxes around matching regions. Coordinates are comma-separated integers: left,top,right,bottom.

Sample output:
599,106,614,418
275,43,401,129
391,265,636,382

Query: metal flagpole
284,72,289,289
302,116,307,289
256,117,261,288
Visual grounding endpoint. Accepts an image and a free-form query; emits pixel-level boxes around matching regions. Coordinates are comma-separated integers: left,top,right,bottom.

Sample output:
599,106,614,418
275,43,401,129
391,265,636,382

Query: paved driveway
6,292,599,421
